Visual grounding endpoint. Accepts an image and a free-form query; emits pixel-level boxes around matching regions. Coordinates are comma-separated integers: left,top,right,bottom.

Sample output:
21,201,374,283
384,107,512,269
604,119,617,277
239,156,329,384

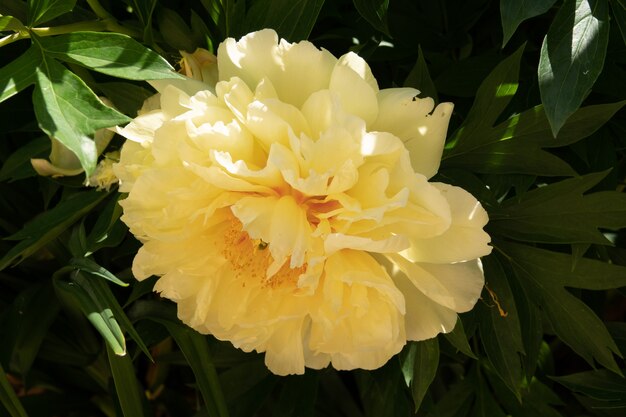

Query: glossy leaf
39,32,181,80
0,15,26,31
106,344,146,417
27,0,76,26
400,339,439,411
500,0,557,46
538,0,610,136
0,190,107,271
0,362,28,417
0,46,40,104
353,0,390,35
32,50,130,175
477,256,524,400
244,0,325,41
500,241,626,373
492,170,626,244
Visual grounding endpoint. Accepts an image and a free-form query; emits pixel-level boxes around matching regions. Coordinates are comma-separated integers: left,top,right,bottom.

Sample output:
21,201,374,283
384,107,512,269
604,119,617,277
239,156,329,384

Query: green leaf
443,100,625,176
400,339,439,411
492,170,626,244
472,367,507,417
72,272,153,360
425,378,474,417
245,0,325,41
165,325,230,417
98,82,154,117
499,241,626,373
0,15,26,31
0,362,28,417
70,257,128,287
32,48,130,175
477,255,525,400
0,137,48,182
0,190,107,271
27,0,76,26
552,369,626,408
403,45,438,102
273,372,318,417
38,32,181,80
443,317,477,359
611,0,626,45
6,284,59,376
353,0,390,35
106,344,146,417
0,46,40,104
538,0,610,136
54,275,126,355
500,0,557,46
132,300,229,417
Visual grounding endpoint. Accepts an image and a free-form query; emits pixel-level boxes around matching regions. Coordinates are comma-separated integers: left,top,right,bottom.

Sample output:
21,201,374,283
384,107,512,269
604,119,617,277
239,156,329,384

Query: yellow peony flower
114,29,491,375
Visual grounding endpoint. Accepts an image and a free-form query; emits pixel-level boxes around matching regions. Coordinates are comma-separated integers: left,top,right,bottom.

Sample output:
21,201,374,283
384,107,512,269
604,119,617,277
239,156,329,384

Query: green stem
0,19,143,48
86,0,114,20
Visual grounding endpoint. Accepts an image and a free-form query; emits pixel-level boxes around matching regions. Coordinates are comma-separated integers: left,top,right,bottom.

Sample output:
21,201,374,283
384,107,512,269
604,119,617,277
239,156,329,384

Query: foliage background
1,0,626,416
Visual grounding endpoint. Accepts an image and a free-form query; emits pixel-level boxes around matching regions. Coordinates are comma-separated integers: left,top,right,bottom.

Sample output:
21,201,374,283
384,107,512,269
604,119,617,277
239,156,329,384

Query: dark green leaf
492,170,626,244
106,344,146,417
97,82,154,116
245,0,325,41
538,0,610,136
403,45,438,102
0,15,26,31
499,241,625,373
478,256,524,400
612,0,626,45
472,367,507,417
39,32,181,80
400,339,439,411
356,362,411,417
27,0,76,26
132,300,229,417
6,284,59,376
32,49,130,175
500,0,557,46
444,100,625,176
0,362,28,417
165,325,230,417
0,137,48,182
353,0,389,35
443,317,477,359
0,190,107,271
552,369,626,407
425,378,474,417
273,372,318,417
0,46,40,104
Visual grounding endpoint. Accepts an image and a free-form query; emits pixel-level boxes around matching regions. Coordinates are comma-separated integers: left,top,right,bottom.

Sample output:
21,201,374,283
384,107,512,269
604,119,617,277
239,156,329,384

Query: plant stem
0,19,143,48
86,0,114,20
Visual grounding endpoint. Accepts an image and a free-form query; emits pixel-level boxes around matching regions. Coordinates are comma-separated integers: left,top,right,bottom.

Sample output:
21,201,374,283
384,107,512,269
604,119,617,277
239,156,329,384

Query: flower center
221,218,306,289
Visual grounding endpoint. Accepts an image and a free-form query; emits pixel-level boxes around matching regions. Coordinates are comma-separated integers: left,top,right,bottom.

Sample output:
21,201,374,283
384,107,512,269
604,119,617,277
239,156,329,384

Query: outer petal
403,183,492,263
372,88,453,179
329,52,379,125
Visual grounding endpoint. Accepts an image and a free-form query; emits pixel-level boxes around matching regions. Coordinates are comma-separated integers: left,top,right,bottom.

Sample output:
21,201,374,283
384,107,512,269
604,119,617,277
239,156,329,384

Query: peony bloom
114,29,491,375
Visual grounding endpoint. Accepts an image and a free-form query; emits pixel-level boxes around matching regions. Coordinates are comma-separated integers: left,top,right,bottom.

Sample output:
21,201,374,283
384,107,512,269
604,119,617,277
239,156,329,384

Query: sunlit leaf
39,32,181,80
538,0,610,136
32,47,130,175
0,46,40,104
